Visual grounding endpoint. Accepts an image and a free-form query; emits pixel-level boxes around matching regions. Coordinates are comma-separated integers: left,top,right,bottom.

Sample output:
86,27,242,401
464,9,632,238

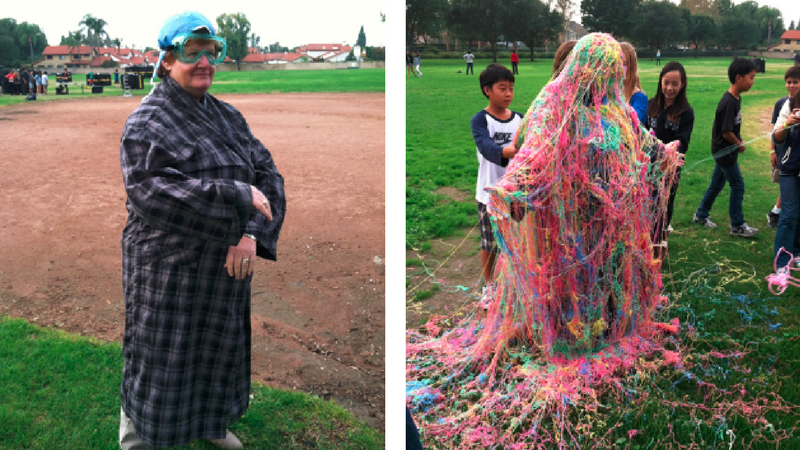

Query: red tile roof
42,45,92,55
781,30,800,40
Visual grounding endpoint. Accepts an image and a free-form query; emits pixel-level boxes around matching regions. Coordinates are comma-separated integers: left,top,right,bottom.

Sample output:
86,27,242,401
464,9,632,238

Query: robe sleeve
121,125,253,246
242,126,286,262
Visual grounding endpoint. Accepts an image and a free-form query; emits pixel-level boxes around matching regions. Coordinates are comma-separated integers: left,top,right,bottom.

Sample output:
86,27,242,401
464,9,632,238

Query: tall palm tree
79,15,109,66
64,30,84,63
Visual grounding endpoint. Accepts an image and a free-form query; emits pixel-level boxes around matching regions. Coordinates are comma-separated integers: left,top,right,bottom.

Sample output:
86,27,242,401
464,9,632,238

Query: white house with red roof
768,30,800,53
34,45,155,69
295,43,353,62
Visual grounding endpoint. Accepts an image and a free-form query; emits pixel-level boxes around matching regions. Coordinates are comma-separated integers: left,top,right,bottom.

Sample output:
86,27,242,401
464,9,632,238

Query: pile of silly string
406,33,798,449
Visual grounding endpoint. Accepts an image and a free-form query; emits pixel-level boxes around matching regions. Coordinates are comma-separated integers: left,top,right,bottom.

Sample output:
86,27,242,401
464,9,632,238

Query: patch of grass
413,285,441,302
406,259,424,267
0,316,383,450
0,68,384,109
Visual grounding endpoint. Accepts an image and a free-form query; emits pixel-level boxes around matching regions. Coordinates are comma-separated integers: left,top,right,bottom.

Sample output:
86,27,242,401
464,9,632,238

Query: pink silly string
765,247,800,295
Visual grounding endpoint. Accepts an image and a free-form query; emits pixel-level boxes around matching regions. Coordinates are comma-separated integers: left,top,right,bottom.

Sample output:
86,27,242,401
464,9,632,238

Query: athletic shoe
767,211,780,229
480,284,496,310
730,223,759,237
208,430,244,449
692,213,717,228
667,224,674,233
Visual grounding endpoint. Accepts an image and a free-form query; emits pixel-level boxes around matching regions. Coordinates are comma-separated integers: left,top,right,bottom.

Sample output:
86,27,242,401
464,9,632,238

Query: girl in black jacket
646,61,695,243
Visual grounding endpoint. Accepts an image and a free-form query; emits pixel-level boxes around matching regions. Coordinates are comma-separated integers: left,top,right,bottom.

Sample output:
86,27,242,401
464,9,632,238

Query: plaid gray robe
119,76,285,447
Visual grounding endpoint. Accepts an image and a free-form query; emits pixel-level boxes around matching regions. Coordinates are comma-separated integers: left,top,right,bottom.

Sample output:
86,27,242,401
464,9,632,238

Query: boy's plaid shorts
478,202,499,254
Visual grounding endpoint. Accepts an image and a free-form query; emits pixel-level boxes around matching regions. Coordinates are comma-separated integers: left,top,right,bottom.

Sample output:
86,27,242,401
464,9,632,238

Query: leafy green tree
720,15,761,55
790,20,795,31
581,0,641,38
448,0,510,62
406,0,448,47
687,13,717,58
15,22,47,65
216,13,251,71
0,34,21,67
755,6,784,46
633,1,687,50
714,0,733,17
356,25,366,47
679,0,717,17
112,38,122,53
506,0,563,61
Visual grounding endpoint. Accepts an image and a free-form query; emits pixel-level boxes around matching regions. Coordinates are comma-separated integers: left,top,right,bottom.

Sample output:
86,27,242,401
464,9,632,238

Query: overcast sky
3,0,386,50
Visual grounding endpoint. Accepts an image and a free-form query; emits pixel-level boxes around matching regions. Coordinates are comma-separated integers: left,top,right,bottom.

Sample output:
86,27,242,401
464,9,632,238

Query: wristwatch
243,233,257,243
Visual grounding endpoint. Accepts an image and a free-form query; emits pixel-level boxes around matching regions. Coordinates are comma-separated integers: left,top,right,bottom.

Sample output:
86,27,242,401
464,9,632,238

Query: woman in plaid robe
119,12,285,449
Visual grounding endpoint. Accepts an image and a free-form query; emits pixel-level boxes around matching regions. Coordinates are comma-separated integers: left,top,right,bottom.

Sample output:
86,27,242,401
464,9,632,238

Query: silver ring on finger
242,259,250,264
262,200,268,208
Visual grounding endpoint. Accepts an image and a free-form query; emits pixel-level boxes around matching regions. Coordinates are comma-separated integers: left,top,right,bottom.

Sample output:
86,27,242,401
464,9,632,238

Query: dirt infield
0,93,385,429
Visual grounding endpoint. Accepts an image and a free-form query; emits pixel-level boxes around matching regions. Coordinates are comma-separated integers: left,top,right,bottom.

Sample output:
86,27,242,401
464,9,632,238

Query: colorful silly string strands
683,121,800,172
407,33,799,449
765,247,800,295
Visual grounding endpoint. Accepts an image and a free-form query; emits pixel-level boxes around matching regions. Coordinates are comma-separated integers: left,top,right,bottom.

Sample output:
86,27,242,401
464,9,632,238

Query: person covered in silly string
483,33,683,355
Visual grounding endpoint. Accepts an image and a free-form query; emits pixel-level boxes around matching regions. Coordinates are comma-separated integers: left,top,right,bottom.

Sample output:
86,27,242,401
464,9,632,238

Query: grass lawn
0,316,383,450
0,68,384,108
407,57,800,448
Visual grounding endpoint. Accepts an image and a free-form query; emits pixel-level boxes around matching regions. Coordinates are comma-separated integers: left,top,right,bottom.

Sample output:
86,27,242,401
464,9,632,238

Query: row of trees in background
0,19,47,67
407,0,564,62
408,0,799,62
3,11,384,70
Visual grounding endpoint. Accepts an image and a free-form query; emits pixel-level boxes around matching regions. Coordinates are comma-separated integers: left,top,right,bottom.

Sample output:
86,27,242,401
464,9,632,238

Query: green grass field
407,57,800,448
0,68,384,108
0,317,382,450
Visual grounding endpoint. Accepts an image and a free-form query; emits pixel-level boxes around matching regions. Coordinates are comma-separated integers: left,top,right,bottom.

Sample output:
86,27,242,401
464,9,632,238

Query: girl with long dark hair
646,61,695,244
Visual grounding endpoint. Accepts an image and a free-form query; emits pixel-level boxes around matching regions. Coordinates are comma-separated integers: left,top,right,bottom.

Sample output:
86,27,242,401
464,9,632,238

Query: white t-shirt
464,53,475,63
42,74,48,85
471,110,524,204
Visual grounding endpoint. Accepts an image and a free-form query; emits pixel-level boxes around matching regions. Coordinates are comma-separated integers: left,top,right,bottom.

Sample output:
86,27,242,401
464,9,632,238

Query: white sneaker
207,430,244,449
729,223,758,237
692,213,717,228
480,284,496,309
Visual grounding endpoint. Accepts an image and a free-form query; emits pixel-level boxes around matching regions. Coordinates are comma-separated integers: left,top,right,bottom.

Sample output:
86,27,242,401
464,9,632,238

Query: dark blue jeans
774,175,800,268
695,162,744,227
466,62,473,75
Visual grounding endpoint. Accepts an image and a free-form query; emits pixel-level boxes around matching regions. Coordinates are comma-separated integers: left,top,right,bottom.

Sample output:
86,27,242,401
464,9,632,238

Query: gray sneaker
730,223,759,237
692,213,717,228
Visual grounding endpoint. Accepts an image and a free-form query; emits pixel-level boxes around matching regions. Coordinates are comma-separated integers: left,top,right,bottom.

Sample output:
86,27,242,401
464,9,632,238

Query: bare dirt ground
0,92,385,430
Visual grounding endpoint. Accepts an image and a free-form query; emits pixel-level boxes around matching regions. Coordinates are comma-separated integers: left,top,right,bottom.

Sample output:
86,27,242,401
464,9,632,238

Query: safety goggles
168,33,227,65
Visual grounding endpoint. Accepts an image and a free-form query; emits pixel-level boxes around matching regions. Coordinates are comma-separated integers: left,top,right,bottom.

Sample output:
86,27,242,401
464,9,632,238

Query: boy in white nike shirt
470,63,523,304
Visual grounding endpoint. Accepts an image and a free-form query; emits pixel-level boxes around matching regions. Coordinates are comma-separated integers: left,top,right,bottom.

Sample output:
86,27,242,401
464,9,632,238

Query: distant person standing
115,69,120,84
21,68,30,95
413,51,422,77
42,71,48,95
34,71,41,94
656,49,661,66
510,46,519,75
406,50,414,77
464,49,475,75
